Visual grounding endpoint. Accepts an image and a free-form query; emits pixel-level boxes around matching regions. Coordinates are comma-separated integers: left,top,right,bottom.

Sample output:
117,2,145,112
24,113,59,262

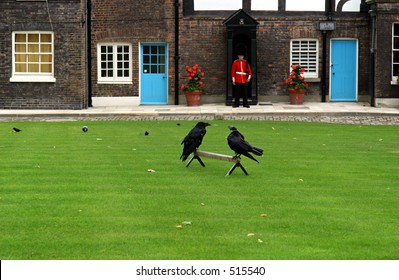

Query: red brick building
0,0,398,109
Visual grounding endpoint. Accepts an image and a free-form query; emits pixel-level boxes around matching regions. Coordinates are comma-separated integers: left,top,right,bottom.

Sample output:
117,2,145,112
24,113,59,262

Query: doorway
140,43,168,104
330,39,358,101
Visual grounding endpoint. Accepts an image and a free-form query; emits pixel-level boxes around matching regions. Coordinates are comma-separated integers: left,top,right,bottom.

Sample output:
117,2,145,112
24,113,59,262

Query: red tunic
231,59,252,84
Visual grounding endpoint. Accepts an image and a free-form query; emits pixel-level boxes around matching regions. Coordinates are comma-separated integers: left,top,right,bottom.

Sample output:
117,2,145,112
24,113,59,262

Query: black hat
235,44,247,56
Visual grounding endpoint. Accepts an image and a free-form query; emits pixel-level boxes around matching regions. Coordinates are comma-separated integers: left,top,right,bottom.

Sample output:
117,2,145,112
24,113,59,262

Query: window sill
306,77,320,82
10,76,56,83
98,81,133,85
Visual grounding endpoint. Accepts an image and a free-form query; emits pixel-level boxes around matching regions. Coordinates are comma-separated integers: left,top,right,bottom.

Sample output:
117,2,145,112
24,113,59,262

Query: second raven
227,125,263,163
180,122,210,161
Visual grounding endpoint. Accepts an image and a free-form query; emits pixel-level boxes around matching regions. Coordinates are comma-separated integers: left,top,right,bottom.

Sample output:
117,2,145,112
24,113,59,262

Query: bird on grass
13,127,22,132
227,125,263,163
180,122,211,161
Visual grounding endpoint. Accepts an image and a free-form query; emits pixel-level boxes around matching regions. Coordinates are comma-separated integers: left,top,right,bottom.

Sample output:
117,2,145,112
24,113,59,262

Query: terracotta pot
183,90,203,106
287,88,306,105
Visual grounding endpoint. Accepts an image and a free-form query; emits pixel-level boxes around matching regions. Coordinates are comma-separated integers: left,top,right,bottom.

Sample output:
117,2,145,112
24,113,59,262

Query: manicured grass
0,120,398,260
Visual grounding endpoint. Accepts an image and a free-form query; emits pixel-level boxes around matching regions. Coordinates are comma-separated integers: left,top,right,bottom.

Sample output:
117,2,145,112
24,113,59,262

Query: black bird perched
13,127,22,132
227,125,263,163
180,122,211,161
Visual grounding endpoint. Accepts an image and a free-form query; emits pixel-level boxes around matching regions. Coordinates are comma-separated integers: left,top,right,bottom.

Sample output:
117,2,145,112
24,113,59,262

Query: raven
227,125,263,163
13,127,22,132
180,122,210,161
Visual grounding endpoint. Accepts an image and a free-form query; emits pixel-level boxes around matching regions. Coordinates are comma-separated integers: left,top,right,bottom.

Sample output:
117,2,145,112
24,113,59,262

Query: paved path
1,102,399,125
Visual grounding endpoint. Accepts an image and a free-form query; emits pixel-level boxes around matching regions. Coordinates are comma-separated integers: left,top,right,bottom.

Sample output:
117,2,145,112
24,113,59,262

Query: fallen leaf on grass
260,213,268,217
247,233,255,237
299,178,304,182
147,169,156,173
258,239,263,243
182,221,192,225
176,225,183,229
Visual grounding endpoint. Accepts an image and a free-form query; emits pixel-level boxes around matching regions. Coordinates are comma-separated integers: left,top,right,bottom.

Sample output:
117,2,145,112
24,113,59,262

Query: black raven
13,127,22,132
227,125,263,163
180,122,210,161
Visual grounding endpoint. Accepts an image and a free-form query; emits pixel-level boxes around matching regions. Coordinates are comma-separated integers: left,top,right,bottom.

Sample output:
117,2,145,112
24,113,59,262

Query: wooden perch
185,149,248,176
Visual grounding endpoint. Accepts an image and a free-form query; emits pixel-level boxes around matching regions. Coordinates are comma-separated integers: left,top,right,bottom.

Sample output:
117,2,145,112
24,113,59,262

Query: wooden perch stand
185,149,249,176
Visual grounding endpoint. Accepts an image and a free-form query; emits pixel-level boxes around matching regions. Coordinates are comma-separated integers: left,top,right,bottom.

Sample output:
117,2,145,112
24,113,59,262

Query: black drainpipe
86,0,92,107
174,0,180,105
369,9,376,107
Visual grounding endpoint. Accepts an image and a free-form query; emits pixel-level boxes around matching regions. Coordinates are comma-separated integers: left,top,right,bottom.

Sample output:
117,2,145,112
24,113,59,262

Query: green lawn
0,120,398,260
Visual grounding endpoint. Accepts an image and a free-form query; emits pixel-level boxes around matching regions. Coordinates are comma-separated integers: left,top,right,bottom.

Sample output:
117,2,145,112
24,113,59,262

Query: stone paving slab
0,102,398,125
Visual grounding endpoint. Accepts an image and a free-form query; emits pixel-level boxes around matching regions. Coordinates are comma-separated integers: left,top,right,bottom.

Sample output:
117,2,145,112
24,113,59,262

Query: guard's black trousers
233,83,248,107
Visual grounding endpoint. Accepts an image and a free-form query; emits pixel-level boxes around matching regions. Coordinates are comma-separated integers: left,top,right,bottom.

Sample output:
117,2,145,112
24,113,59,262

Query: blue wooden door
140,44,168,104
330,40,357,101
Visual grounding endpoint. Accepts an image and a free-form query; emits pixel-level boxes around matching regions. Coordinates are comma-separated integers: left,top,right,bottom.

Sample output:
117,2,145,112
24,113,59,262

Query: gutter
369,9,376,107
174,0,180,105
86,0,92,107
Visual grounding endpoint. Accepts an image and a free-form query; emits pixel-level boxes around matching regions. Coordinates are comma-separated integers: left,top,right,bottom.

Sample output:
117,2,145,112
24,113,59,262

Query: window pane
124,70,129,76
287,0,324,11
393,63,399,77
143,55,149,64
41,54,52,62
28,63,39,72
41,44,51,52
393,51,399,63
15,34,26,43
41,34,52,43
151,65,157,73
15,44,26,52
41,64,52,73
395,24,399,36
394,38,399,50
337,0,361,12
28,34,39,42
15,63,26,72
28,44,39,52
101,70,107,77
151,55,157,64
252,0,278,11
194,0,241,10
15,54,26,62
117,70,122,77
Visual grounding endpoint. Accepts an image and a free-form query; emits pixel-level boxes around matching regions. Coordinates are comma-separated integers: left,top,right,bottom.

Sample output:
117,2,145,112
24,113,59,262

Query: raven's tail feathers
251,146,263,156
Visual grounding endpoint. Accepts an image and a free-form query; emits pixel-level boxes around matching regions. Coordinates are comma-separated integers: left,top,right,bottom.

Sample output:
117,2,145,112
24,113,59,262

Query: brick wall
91,0,175,98
373,2,399,98
180,12,371,102
0,0,86,109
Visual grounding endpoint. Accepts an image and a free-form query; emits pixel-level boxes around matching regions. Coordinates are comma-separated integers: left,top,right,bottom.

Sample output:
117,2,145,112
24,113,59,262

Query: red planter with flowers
287,88,306,105
285,64,308,105
181,64,204,106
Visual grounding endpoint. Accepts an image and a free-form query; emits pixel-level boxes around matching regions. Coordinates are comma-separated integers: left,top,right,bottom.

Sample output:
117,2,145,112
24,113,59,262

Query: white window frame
97,43,132,84
392,23,399,84
290,39,319,78
10,31,56,83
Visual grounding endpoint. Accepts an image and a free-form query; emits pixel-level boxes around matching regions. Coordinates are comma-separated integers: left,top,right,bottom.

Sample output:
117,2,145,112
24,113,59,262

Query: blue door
330,40,357,101
140,44,168,104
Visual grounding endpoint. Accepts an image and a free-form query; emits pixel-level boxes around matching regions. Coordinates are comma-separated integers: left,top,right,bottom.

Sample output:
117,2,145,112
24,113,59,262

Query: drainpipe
369,9,376,107
86,0,92,107
174,0,180,105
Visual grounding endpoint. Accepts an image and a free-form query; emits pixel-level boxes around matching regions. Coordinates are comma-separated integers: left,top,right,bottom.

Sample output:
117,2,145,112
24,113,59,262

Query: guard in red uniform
231,52,252,108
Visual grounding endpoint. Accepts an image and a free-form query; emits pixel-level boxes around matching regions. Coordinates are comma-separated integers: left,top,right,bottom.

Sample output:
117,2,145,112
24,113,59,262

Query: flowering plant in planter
285,64,309,90
181,64,205,93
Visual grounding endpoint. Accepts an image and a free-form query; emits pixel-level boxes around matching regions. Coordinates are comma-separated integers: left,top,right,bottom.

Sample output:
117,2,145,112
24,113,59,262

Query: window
290,39,318,78
286,0,324,11
11,31,55,82
336,0,361,12
97,44,132,84
393,23,399,82
252,0,278,11
194,0,241,11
